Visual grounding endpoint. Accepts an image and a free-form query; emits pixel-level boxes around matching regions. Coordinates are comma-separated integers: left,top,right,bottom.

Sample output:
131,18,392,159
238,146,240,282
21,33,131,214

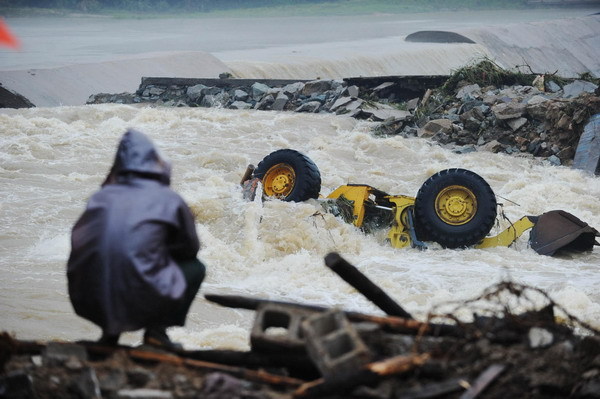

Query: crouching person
67,129,205,350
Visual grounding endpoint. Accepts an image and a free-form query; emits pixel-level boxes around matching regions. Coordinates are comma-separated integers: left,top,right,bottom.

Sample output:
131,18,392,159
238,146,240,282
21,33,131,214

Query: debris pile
87,60,600,168
392,71,600,166
86,77,415,123
2,253,599,399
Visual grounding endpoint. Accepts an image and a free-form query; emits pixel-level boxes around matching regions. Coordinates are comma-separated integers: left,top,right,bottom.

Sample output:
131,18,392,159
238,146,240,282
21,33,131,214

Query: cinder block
301,309,372,380
250,303,318,353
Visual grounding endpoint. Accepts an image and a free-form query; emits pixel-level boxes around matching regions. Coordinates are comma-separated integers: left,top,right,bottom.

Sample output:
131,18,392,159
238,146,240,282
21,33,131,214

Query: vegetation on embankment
0,0,565,18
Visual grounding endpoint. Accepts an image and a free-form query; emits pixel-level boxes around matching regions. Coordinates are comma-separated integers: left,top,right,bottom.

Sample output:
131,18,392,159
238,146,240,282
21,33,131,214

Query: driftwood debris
324,252,413,319
205,293,461,337
294,353,431,397
1,335,305,389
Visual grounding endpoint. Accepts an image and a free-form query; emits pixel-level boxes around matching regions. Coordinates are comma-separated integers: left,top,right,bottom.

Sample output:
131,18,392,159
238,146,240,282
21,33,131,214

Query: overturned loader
241,149,599,256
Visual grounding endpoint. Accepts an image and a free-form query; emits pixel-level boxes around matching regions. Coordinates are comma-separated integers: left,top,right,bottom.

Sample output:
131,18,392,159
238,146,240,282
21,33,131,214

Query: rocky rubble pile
87,78,414,123
2,278,600,399
388,79,600,166
87,65,600,167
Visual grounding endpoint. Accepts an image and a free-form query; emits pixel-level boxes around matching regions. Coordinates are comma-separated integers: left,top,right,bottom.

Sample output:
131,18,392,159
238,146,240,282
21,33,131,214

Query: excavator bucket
529,210,600,256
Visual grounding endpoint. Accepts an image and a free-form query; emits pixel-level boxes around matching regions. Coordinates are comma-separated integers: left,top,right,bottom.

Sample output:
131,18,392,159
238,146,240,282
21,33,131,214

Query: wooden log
324,252,413,319
126,349,305,388
367,353,431,376
240,164,255,185
3,335,304,389
183,349,319,379
204,294,463,337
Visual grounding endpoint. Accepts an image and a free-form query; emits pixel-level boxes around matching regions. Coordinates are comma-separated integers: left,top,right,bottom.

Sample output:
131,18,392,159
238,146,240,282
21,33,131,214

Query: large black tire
414,168,497,248
253,149,321,202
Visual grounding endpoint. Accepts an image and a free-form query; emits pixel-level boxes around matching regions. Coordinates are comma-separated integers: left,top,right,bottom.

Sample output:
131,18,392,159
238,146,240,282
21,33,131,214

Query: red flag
0,18,20,50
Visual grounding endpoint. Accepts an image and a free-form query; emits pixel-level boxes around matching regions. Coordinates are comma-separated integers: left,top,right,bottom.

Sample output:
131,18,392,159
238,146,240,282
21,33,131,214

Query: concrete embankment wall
0,52,231,107
0,14,598,108
461,14,600,78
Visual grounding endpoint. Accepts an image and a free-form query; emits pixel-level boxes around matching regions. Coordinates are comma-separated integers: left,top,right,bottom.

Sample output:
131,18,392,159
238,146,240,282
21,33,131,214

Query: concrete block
301,309,372,380
250,303,318,353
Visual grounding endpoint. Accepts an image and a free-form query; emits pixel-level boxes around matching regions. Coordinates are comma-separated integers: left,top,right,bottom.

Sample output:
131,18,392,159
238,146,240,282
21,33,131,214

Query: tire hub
435,185,477,225
263,164,295,197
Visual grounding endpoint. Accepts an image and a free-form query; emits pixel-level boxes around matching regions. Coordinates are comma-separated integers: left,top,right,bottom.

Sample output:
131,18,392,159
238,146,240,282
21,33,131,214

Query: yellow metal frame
326,185,418,249
475,216,536,249
326,185,373,227
386,196,417,249
324,184,536,251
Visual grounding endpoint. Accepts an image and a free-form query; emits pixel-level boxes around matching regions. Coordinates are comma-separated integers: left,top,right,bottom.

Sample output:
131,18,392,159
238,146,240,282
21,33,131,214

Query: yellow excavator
241,149,599,256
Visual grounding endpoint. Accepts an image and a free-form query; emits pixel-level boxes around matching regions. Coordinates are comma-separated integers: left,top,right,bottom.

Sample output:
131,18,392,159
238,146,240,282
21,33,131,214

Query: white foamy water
1,9,599,347
1,104,599,349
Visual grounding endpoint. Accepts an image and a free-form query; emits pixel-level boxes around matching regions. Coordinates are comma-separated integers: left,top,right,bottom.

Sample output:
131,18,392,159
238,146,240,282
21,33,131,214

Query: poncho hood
106,129,171,185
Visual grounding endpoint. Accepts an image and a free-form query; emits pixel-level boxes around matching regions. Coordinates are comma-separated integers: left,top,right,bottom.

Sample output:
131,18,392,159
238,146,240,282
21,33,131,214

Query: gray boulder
272,93,289,111
233,89,249,101
295,101,322,113
302,80,333,96
492,102,526,120
251,82,271,99
419,119,455,138
456,83,481,99
186,84,208,101
563,80,598,98
230,101,252,110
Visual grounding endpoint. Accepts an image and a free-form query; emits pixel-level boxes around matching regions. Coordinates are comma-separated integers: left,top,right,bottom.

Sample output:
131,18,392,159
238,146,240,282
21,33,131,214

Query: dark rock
302,80,333,96
363,108,412,122
99,368,127,393
0,370,36,399
295,101,321,113
372,82,396,98
0,84,35,108
127,367,155,388
254,94,274,110
71,368,101,399
572,378,600,399
578,336,600,357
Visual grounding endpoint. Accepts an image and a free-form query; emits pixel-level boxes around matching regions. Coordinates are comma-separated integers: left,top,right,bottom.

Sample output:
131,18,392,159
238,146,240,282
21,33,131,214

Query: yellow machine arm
325,184,538,251
475,216,536,249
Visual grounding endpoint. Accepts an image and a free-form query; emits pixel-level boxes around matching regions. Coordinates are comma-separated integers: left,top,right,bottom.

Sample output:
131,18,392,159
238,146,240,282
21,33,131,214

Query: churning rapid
1,105,599,348
1,8,599,348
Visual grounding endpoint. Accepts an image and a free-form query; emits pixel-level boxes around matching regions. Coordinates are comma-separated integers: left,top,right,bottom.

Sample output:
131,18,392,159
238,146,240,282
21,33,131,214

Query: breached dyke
0,14,598,108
